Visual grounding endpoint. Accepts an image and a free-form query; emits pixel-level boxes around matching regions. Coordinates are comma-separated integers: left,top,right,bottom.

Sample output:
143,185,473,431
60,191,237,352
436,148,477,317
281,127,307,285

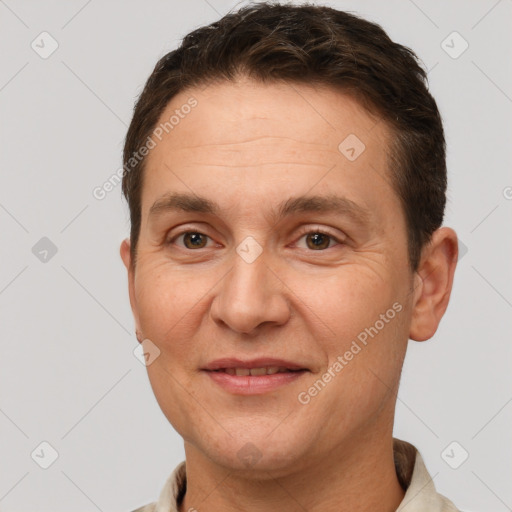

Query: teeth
248,367,267,376
223,367,294,376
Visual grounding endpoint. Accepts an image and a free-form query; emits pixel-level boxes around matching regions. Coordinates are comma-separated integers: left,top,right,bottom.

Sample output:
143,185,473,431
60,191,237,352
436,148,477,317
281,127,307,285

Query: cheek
135,266,210,435
298,266,409,392
299,310,408,438
134,262,207,342
294,264,403,339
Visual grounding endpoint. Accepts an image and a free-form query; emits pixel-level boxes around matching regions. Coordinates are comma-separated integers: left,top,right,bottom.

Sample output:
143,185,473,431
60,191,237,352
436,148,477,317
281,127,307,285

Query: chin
198,425,312,477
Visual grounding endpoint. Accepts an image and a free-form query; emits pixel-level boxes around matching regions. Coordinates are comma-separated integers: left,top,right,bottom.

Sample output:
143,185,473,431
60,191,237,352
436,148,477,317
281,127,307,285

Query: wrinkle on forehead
163,134,342,170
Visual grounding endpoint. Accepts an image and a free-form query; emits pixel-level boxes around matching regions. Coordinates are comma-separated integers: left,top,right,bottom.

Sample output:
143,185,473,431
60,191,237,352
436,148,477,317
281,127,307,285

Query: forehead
140,78,398,224
151,78,388,156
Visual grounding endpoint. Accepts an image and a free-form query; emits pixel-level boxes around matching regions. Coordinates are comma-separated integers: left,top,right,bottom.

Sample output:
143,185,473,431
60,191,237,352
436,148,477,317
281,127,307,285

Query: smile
213,366,301,376
204,368,308,395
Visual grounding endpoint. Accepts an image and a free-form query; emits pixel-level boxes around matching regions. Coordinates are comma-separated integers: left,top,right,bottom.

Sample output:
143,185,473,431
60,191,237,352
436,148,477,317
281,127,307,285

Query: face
122,78,420,476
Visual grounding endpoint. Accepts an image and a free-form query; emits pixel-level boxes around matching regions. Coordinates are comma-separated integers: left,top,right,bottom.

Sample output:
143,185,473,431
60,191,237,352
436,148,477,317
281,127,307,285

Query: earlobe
409,227,458,342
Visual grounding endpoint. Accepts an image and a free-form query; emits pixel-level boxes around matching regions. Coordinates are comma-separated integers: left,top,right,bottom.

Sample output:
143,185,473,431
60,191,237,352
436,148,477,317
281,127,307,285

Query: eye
295,228,343,251
169,231,214,250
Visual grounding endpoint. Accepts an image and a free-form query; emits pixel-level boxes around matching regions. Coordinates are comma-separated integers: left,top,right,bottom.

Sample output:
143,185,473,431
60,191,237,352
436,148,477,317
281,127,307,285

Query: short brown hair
122,1,446,272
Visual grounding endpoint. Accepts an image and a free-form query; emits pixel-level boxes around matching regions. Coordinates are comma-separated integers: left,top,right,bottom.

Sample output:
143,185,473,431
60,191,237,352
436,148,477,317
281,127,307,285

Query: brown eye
305,232,331,250
182,232,208,249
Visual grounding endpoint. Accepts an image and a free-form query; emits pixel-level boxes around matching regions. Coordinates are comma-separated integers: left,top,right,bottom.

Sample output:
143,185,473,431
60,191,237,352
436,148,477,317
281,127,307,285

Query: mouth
202,358,309,395
202,357,309,373
210,366,304,376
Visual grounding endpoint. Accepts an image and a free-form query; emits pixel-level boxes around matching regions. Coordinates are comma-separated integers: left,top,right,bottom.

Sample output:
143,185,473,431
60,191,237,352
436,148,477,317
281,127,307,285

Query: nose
209,248,291,335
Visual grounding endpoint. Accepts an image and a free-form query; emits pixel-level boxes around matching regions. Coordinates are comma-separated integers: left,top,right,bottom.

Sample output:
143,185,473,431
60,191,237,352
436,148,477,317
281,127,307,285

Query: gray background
0,0,511,511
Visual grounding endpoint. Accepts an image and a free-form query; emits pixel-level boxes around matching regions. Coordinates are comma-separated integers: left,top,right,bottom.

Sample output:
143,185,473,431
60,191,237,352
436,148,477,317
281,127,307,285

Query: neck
180,433,405,512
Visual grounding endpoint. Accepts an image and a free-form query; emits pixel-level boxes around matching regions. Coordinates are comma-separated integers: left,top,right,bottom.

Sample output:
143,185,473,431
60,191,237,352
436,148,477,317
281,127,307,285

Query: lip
204,370,308,395
202,358,308,371
202,358,309,395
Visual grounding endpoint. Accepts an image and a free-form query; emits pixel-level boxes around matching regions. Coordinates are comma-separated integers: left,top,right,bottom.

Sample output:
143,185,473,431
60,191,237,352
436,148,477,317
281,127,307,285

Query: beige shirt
131,438,460,512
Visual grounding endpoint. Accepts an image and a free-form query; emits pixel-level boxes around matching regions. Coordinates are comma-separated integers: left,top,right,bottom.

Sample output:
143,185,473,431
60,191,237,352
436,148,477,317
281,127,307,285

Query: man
120,2,460,511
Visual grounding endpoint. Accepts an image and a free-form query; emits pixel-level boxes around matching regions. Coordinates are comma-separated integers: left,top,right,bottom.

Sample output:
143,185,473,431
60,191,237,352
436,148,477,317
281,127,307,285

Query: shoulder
129,502,157,512
128,461,186,512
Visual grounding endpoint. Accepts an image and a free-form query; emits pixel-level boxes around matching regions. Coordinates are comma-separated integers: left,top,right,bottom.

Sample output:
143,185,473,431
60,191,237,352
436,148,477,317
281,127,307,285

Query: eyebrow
148,192,371,226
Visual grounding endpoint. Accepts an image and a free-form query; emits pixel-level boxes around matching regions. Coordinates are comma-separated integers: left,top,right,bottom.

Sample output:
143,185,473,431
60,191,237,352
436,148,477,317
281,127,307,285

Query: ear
409,227,458,342
120,238,142,341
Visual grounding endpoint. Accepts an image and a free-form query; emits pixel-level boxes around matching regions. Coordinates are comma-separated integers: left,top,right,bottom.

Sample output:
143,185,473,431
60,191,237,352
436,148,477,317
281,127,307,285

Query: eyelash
167,226,344,251
293,226,344,250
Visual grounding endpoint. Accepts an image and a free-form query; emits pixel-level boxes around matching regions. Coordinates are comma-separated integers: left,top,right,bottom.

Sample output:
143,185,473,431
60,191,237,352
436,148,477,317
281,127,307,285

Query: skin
120,77,458,512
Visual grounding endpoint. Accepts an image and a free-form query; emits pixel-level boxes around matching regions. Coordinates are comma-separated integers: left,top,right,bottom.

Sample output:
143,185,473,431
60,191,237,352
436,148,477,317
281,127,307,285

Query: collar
133,438,460,512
